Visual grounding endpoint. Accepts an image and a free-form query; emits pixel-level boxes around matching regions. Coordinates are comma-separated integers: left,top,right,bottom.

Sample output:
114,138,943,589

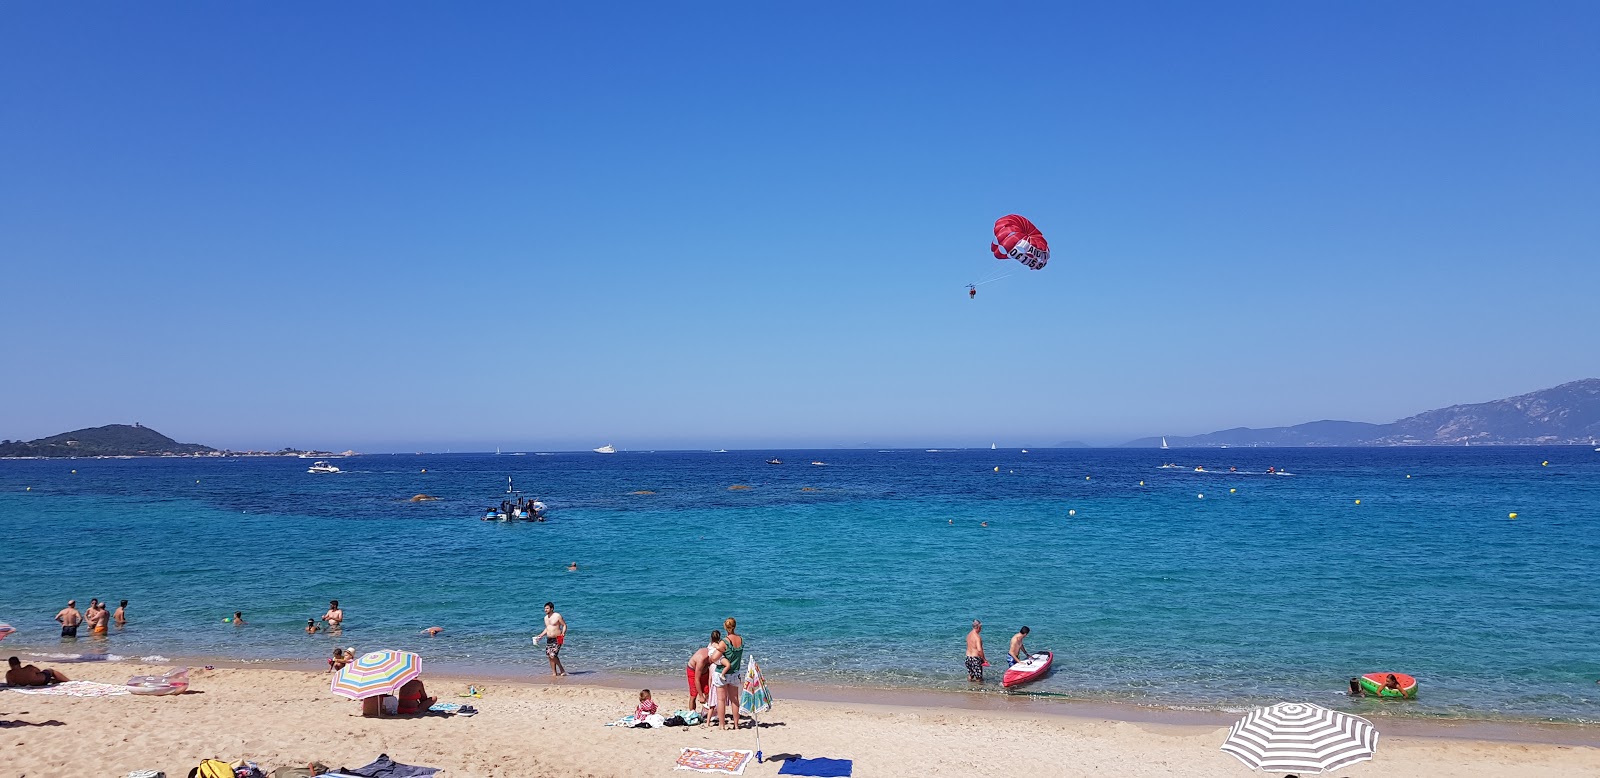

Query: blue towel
777,757,853,777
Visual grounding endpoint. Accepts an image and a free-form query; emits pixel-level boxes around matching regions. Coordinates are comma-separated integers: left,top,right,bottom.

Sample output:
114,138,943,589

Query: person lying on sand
7,656,71,686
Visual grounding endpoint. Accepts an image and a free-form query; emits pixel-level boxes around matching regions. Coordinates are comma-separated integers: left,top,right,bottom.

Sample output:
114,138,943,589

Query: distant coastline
0,423,352,459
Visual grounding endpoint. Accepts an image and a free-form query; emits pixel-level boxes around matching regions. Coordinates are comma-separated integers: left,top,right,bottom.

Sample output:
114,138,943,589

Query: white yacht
593,444,617,454
1161,437,1169,450
307,461,341,474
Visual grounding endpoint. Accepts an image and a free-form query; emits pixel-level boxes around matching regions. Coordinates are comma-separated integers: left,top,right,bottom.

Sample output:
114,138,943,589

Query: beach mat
674,748,754,775
777,758,853,777
3,680,130,697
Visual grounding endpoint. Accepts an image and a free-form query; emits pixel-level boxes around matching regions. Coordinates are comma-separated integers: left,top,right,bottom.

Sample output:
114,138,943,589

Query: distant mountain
1126,379,1600,447
1052,440,1092,448
0,424,216,457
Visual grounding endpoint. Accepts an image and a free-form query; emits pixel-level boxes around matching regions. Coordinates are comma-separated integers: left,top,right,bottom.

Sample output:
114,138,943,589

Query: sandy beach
3,662,1595,777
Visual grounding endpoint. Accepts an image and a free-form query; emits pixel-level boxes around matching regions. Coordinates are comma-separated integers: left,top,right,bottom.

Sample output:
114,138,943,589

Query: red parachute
990,214,1050,270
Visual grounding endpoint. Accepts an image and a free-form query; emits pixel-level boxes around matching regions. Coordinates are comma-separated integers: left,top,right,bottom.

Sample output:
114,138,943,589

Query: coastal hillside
1127,379,1600,447
0,423,216,457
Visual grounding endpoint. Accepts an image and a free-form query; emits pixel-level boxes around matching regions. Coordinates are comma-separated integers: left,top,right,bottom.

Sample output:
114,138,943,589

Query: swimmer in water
232,611,246,625
423,626,443,636
568,562,578,572
980,521,989,528
306,619,320,634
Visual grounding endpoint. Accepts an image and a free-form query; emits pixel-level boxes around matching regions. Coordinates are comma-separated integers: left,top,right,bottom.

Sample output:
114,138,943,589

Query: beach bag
187,760,232,778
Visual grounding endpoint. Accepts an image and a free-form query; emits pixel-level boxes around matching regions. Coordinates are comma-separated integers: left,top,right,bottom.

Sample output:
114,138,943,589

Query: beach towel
4,680,130,697
674,749,754,775
335,754,439,778
427,702,460,713
777,757,853,777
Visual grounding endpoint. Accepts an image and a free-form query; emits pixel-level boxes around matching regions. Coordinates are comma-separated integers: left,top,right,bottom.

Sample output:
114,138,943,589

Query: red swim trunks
686,665,700,697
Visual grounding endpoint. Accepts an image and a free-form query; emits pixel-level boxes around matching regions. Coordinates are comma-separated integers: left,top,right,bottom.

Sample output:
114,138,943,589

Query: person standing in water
322,600,344,631
113,600,128,628
964,620,986,682
1008,626,1031,665
534,602,567,676
56,600,83,639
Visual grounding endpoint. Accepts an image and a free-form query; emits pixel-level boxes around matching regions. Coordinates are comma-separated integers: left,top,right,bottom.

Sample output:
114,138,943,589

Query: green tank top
721,641,744,677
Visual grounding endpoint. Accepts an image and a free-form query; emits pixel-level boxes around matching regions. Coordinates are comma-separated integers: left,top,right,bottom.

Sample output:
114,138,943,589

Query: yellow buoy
1355,499,1361,505
1542,461,1548,466
1509,512,1518,519
1085,476,1090,480
1406,474,1411,479
196,480,201,483
25,486,30,491
1229,488,1236,493
71,469,76,474
994,466,999,472
421,468,427,473
1197,493,1204,499
1068,509,1076,517
1139,480,1144,486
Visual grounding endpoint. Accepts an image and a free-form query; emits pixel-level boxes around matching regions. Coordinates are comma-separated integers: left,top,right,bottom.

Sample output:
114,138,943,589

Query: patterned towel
674,749,754,775
4,681,130,697
427,702,461,713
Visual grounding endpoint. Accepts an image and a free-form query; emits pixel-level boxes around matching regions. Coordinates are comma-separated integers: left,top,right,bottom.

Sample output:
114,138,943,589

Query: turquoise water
2,448,1598,723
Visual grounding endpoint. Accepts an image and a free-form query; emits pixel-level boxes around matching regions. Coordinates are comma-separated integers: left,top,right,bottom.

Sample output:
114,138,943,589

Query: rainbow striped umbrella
330,650,421,700
0,623,14,641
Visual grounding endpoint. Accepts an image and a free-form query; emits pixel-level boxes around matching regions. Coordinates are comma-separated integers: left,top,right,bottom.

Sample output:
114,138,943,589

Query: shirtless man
533,602,567,676
1008,626,1031,666
322,600,344,630
86,602,110,634
114,600,128,627
56,600,83,638
686,646,712,711
7,656,70,686
964,619,986,682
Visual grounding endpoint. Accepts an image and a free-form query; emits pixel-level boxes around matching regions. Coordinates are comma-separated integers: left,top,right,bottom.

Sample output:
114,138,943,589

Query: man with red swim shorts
534,601,567,677
686,646,712,710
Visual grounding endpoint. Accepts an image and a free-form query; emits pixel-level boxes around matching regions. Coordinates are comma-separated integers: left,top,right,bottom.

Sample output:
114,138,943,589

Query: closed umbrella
1220,702,1378,774
330,650,421,700
740,657,774,762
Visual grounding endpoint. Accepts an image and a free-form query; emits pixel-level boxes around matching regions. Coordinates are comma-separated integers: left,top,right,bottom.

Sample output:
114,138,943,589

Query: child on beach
329,647,351,672
635,689,657,720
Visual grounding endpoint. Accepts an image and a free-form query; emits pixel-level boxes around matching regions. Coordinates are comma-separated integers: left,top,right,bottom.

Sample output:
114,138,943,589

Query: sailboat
1160,437,1169,450
593,444,616,454
991,443,997,450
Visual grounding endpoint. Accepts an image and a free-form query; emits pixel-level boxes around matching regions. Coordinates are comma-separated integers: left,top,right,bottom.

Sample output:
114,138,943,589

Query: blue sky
3,2,1597,450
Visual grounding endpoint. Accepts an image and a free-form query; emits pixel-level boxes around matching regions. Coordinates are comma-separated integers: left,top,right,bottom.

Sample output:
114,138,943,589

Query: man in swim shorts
1008,626,1030,666
686,646,711,710
56,600,82,638
965,619,986,682
534,602,567,676
87,602,110,634
7,656,71,686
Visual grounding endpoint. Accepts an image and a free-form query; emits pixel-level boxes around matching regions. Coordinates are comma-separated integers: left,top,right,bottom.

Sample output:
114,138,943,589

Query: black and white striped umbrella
1220,702,1378,774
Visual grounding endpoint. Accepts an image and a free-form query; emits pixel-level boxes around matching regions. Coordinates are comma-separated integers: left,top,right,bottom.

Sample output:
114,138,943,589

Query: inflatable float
127,667,190,696
1358,672,1417,699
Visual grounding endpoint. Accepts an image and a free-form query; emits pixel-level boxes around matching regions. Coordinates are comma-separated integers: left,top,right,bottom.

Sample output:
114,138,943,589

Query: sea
2,447,1597,724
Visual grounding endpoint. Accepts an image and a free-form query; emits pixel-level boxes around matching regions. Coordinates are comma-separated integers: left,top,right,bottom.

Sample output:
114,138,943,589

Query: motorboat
766,458,783,465
593,444,617,454
811,461,827,466
307,461,341,474
484,476,547,521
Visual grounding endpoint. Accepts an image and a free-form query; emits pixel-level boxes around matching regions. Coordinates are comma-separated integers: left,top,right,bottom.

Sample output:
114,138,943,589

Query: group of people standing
54,598,127,637
685,618,746,729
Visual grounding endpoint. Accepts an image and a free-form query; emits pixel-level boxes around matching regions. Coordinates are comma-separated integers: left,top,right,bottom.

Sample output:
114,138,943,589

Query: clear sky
3,2,1597,451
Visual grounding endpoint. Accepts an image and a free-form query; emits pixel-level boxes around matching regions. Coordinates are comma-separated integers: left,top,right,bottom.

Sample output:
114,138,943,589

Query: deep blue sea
2,448,1597,723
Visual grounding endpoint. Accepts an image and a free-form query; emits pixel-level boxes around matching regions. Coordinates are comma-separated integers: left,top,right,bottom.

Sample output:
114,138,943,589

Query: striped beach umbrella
0,622,14,641
330,650,421,700
1220,702,1378,774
